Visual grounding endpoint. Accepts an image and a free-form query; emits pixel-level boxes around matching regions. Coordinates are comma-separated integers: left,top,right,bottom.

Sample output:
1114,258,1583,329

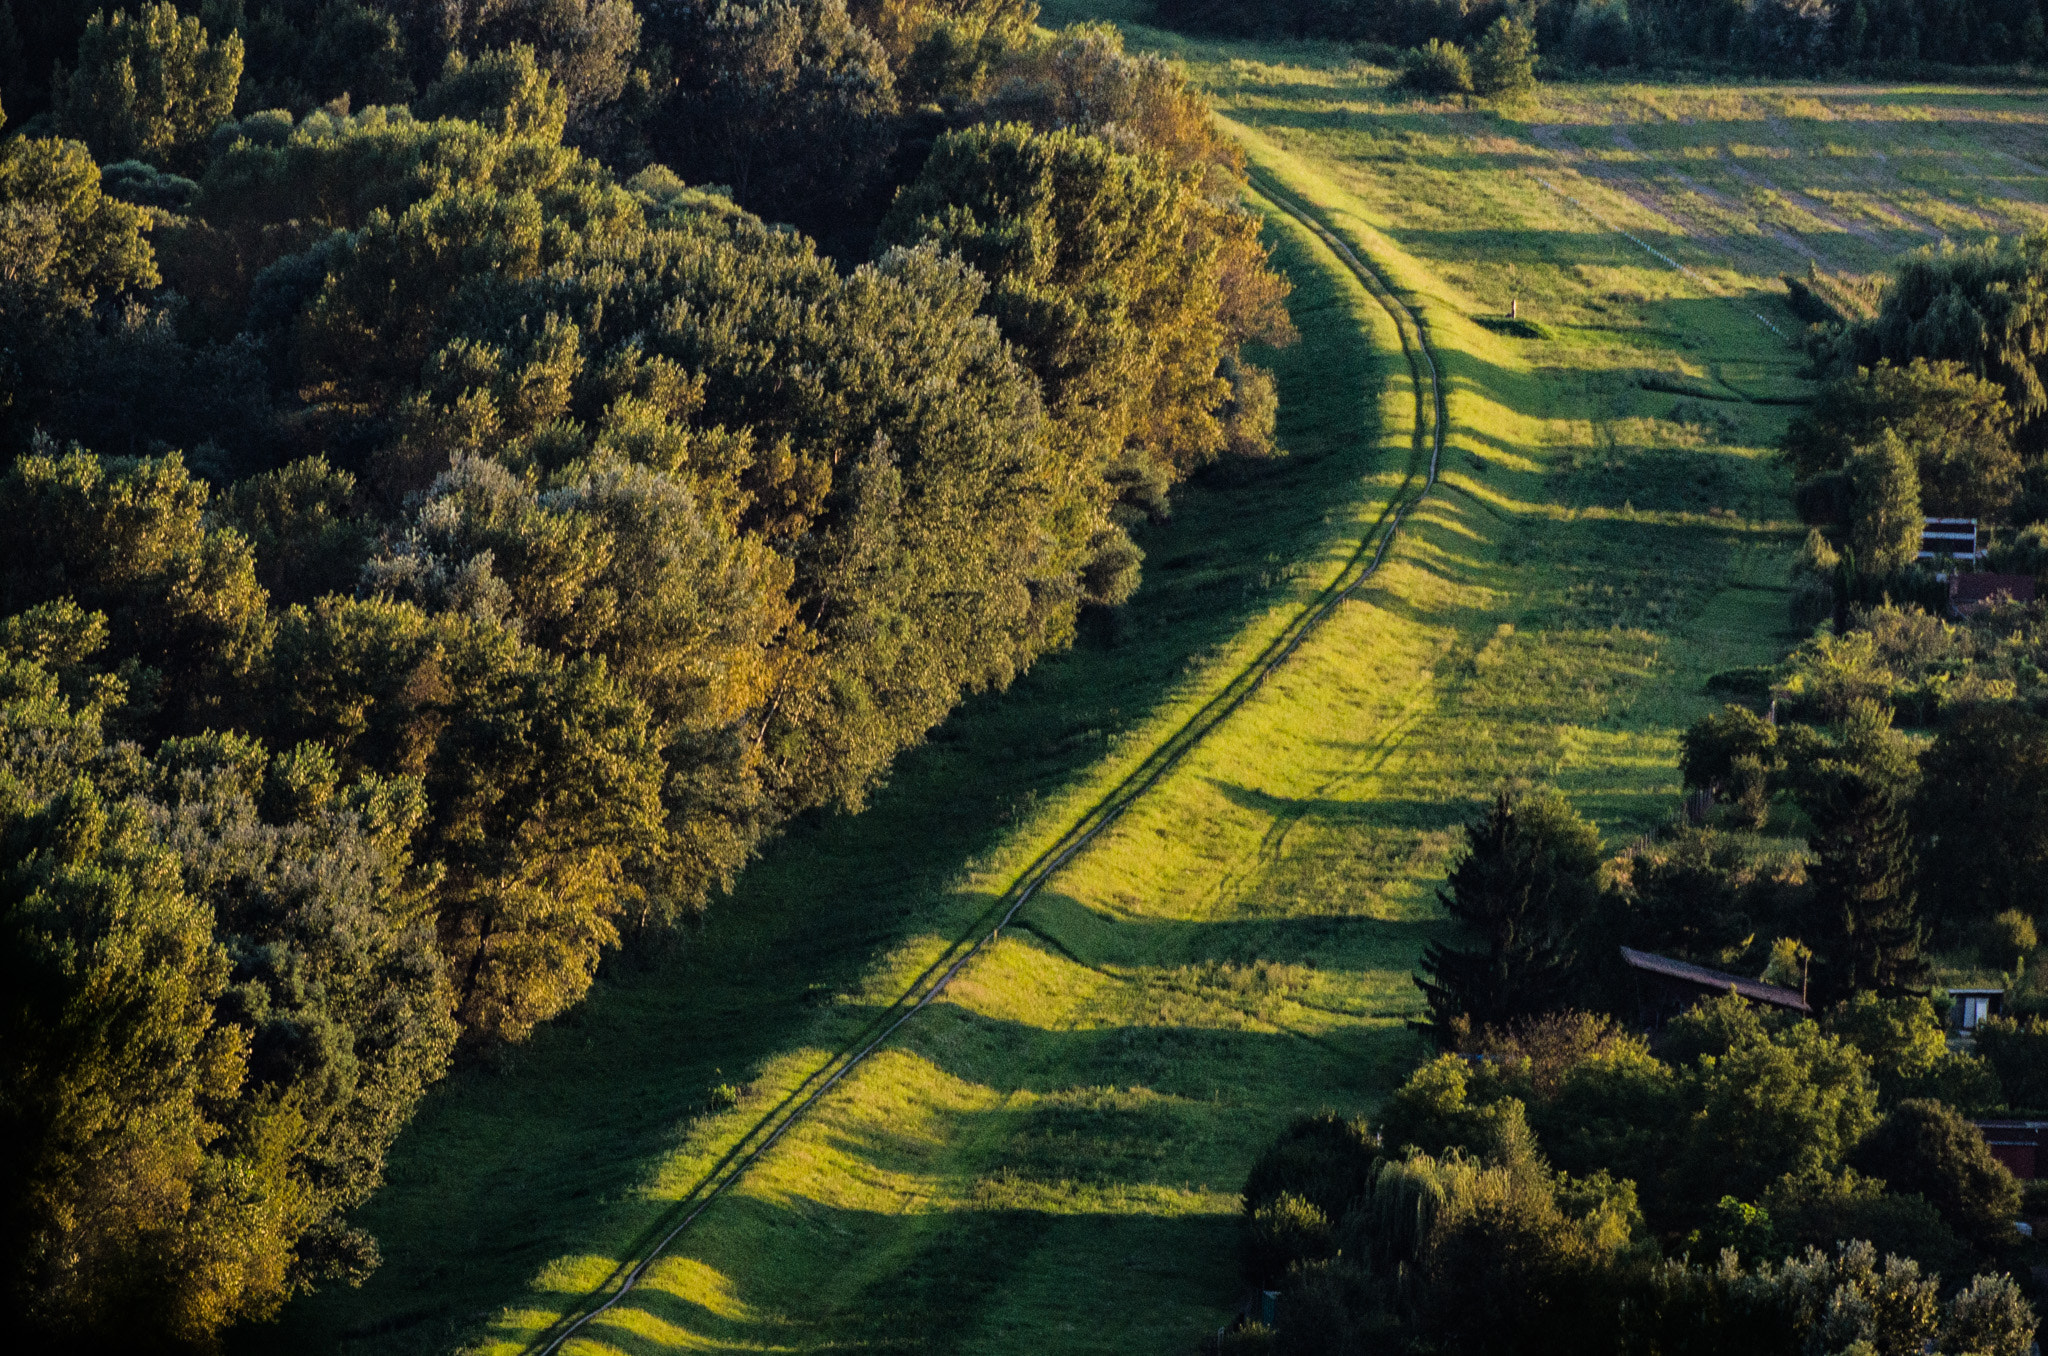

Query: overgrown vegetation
1235,1008,2036,1356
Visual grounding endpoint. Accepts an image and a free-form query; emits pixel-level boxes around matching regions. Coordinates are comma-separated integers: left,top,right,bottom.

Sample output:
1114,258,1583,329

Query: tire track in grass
521,175,1448,1356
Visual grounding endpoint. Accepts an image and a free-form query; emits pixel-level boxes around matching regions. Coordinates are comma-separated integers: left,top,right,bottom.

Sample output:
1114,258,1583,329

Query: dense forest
0,1,1295,1347
1151,0,2048,72
1230,228,2048,1352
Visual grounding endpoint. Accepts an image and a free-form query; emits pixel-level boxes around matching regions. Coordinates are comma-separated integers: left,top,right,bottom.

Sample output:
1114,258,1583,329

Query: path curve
521,176,1449,1356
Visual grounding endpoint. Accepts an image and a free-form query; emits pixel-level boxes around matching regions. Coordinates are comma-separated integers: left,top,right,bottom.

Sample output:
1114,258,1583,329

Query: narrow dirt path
520,177,1452,1356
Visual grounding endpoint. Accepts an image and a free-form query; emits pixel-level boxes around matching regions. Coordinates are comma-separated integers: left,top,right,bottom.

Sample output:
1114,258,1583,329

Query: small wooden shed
1974,1120,2048,1180
1620,946,1811,1027
1949,987,2005,1033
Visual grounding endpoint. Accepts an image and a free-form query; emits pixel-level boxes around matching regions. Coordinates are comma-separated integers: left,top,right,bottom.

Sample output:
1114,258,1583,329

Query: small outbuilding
1921,518,1983,562
1619,946,1811,1027
1949,573,2037,617
1948,987,2005,1033
1974,1120,2048,1180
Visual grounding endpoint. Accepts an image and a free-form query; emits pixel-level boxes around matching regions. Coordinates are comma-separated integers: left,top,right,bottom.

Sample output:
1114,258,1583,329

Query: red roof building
1975,1121,2048,1180
1949,573,2037,617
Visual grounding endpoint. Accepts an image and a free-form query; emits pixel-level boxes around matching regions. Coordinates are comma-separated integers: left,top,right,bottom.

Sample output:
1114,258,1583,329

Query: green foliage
218,456,372,606
57,3,243,172
1761,1169,1967,1277
1619,828,1764,964
0,133,158,315
1850,1099,2021,1249
1784,359,2022,521
224,0,414,114
1469,16,1539,99
264,594,666,1041
1397,38,1473,95
1781,699,1927,1001
0,444,270,734
1825,992,2001,1112
1680,1015,1881,1205
645,0,898,236
1832,233,2048,453
414,43,568,140
1846,430,1924,573
1241,1112,1379,1222
880,120,1235,602
460,0,641,115
1774,602,2048,727
1378,1054,1545,1167
1247,998,2033,1354
1152,0,2048,76
0,678,456,1347
99,157,198,210
0,773,250,1343
1243,1191,1334,1285
1913,704,2048,942
1413,785,1603,1045
1975,1015,2048,1110
1678,703,1781,825
853,0,1038,105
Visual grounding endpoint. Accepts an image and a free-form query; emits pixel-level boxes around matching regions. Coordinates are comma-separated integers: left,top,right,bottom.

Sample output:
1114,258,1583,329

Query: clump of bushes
1397,38,1473,94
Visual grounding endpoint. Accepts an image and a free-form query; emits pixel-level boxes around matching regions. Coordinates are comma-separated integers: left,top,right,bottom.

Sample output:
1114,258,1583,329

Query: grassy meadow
242,24,2048,1356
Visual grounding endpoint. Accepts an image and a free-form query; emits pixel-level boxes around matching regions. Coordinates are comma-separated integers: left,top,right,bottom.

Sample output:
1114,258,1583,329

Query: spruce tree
1470,16,1539,99
1414,787,1602,1047
1803,700,1929,1002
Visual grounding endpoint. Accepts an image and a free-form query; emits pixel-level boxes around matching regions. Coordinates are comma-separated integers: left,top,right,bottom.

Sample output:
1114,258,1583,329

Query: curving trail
522,176,1448,1356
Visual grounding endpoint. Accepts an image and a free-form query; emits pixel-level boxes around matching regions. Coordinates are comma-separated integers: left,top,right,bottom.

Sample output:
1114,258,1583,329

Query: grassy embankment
232,28,2048,1356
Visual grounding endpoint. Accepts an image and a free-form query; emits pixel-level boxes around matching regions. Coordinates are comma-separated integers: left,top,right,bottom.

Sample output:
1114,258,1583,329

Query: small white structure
1950,987,2004,1032
1920,518,1982,563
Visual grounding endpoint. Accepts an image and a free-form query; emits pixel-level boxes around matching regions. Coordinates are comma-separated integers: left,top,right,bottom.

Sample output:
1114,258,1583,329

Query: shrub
1241,1112,1378,1221
1397,39,1473,95
1242,1192,1335,1285
1975,1016,2048,1109
1850,1099,2021,1248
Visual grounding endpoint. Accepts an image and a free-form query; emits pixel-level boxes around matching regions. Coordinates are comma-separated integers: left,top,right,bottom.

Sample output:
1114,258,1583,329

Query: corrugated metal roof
1619,946,1811,1013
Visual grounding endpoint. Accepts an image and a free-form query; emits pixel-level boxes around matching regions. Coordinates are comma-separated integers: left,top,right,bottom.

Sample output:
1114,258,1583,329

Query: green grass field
241,26,2048,1356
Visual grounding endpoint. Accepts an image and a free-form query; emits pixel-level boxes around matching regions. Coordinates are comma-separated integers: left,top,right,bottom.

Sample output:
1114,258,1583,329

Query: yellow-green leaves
57,3,242,171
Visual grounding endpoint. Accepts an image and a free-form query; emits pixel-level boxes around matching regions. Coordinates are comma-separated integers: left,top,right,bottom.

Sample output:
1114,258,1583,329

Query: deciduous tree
56,3,243,172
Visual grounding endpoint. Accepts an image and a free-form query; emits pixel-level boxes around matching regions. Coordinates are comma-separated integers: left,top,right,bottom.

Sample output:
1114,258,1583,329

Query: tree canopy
0,3,1297,1342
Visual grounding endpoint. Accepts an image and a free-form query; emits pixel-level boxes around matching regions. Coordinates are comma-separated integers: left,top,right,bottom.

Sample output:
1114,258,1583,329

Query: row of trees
1152,0,2048,73
1231,1004,2038,1355
0,3,1297,1347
